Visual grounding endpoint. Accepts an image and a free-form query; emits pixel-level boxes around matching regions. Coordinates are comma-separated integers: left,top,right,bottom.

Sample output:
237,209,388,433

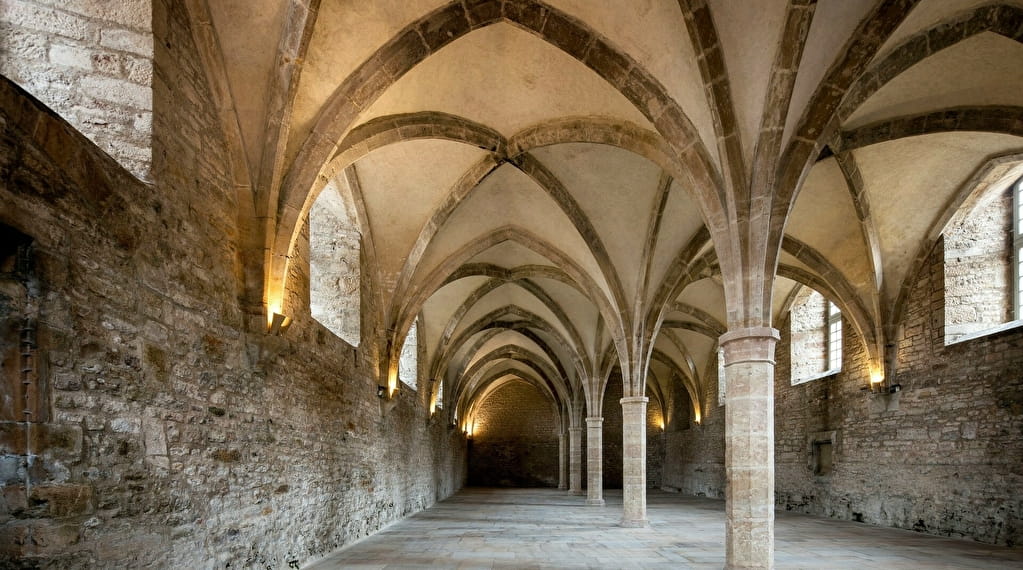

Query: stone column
569,426,583,495
558,429,568,490
720,327,780,569
620,396,648,527
585,416,604,506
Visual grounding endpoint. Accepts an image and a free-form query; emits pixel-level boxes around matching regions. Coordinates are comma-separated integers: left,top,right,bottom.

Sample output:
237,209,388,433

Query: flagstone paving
305,488,1023,569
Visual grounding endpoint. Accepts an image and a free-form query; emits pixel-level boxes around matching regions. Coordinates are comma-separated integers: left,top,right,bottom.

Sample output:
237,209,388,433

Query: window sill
945,319,1023,346
791,368,841,386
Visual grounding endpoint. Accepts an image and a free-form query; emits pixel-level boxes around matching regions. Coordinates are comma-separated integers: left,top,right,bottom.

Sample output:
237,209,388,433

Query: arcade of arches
1,0,1022,568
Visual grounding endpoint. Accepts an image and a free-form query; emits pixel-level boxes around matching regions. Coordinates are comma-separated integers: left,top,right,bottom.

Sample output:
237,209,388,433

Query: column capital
568,426,583,433
719,326,780,366
585,416,603,426
620,396,648,406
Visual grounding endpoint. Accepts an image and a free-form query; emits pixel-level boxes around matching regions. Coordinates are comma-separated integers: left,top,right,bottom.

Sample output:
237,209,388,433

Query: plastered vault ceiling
200,0,1023,421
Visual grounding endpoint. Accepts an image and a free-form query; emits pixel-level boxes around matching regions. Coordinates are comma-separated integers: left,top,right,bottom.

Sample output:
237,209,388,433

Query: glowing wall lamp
267,312,291,336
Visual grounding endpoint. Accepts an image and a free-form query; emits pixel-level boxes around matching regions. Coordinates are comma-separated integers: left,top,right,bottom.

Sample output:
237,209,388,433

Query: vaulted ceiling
196,0,1023,425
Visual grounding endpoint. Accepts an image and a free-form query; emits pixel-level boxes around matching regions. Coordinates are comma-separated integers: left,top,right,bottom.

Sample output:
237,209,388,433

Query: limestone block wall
468,380,559,487
0,1,466,567
600,377,624,487
466,375,667,490
596,378,667,489
663,244,1023,545
645,401,665,489
0,0,153,180
662,363,726,499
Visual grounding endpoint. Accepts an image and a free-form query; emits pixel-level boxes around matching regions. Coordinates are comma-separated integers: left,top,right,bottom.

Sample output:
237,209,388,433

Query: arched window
398,318,419,391
789,287,841,385
942,170,1022,344
309,180,361,346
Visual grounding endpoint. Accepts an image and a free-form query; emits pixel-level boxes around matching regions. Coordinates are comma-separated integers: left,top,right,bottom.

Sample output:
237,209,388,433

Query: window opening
790,288,841,385
827,302,842,372
309,181,361,346
398,318,419,391
1014,177,1023,319
942,170,1020,344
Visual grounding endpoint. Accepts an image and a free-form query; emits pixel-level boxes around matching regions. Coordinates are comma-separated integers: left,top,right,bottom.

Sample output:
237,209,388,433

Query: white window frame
1013,177,1023,320
826,301,842,372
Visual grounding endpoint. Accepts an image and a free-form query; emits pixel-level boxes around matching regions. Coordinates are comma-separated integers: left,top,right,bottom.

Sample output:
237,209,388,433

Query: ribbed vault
185,0,1023,562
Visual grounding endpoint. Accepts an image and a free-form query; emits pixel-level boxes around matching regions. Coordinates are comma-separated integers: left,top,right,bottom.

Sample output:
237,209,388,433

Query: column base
558,484,568,490
570,489,585,496
620,518,649,528
585,498,606,506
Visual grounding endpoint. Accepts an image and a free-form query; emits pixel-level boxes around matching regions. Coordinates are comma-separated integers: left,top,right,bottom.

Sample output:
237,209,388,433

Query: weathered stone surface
0,2,467,566
0,0,153,180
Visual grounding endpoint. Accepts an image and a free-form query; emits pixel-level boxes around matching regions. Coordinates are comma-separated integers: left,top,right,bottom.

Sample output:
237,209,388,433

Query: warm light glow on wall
693,408,702,425
429,399,437,415
267,298,283,327
387,368,398,397
870,369,884,385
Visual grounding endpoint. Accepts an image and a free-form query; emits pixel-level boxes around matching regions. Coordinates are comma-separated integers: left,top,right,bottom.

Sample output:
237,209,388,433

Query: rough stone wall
0,1,466,567
468,380,558,487
944,183,1012,342
662,364,726,498
645,398,664,489
0,0,153,180
601,375,624,488
591,377,665,490
663,244,1023,545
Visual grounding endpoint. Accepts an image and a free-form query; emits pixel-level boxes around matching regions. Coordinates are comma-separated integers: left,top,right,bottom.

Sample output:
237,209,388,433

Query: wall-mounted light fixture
376,385,387,399
889,383,902,394
267,312,291,336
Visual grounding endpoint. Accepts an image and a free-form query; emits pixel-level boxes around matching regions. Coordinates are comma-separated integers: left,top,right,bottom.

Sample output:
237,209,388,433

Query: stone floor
305,488,1023,569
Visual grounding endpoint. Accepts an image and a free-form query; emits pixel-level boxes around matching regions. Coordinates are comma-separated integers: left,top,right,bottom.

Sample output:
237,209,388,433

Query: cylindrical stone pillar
558,429,568,490
585,416,604,506
569,426,583,495
720,326,780,570
620,396,649,527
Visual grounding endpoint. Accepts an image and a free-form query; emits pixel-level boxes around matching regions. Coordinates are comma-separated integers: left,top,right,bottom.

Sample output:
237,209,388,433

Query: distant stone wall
469,380,559,487
0,0,466,566
663,242,1023,545
662,362,726,499
645,397,665,489
0,0,153,180
601,376,624,487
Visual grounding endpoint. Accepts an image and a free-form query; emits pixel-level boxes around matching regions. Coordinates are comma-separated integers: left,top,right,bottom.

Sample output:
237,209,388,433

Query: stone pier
585,417,604,506
720,327,780,569
569,426,583,495
620,396,649,527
